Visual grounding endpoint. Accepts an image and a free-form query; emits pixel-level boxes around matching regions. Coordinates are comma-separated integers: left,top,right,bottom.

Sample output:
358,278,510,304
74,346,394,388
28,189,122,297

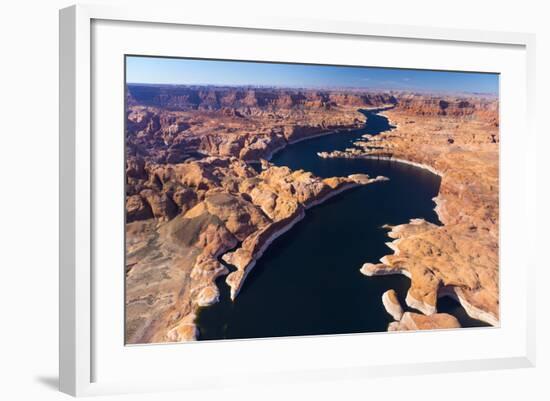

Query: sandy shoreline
319,152,443,177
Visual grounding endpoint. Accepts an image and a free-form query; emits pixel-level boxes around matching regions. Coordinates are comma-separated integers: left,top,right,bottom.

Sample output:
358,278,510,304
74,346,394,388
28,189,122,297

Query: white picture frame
59,4,536,397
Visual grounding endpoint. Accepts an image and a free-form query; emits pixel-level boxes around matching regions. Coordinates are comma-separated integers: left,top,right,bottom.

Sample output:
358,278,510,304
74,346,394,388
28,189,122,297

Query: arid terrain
125,84,499,343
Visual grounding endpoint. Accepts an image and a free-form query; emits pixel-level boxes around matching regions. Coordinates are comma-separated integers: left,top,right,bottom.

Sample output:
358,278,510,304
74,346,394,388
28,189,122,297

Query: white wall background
0,0,547,399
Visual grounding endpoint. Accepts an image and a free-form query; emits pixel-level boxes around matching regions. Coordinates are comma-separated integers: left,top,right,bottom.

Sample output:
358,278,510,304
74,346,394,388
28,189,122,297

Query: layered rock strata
382,285,461,331
388,312,461,331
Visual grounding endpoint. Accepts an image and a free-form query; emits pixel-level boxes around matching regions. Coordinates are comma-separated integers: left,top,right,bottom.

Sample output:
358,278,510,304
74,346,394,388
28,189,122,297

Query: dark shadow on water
437,296,491,328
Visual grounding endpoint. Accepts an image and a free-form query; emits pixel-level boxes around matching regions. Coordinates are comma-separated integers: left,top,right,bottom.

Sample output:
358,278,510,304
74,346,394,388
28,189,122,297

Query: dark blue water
195,109,487,340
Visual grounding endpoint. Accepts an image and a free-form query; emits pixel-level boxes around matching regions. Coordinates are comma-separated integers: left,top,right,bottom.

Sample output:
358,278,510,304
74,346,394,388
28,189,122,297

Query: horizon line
125,82,498,96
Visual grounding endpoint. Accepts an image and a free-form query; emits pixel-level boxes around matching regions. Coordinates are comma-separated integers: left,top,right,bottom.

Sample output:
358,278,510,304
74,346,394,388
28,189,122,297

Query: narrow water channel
195,109,488,340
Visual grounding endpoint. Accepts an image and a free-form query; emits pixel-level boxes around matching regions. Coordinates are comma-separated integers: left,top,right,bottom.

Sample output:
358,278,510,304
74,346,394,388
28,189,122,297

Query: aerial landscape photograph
124,56,499,344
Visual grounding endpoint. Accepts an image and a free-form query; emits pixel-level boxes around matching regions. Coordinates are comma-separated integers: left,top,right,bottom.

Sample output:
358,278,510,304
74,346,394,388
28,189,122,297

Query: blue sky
126,56,498,94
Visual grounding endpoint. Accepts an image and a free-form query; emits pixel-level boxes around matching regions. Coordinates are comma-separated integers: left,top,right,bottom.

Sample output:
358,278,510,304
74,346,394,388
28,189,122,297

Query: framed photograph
59,4,536,396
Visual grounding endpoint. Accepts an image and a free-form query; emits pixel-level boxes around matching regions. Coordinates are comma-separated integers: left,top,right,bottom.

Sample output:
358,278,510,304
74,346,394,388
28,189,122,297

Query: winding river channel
195,109,487,340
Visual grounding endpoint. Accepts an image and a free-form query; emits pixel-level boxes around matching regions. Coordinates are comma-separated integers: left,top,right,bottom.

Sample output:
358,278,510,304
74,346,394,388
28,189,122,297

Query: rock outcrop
382,289,404,321
388,312,461,331
382,289,461,331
